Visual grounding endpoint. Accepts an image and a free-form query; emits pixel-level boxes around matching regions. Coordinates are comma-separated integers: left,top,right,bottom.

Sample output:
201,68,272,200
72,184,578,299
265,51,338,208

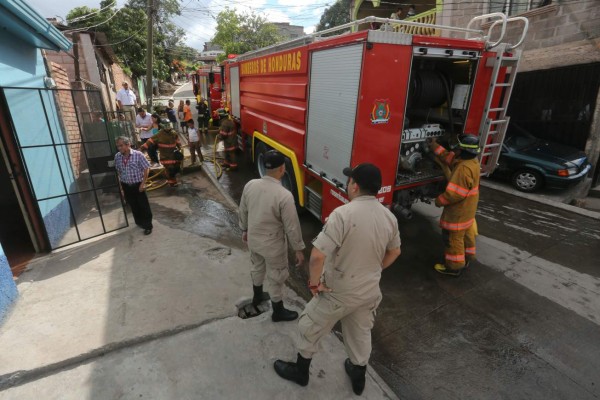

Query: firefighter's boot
434,263,462,277
271,301,298,322
274,353,311,386
344,358,367,395
252,285,270,307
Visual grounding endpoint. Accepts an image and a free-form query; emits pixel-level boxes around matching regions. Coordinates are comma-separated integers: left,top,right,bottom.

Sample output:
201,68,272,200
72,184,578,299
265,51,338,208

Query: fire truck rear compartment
396,56,478,188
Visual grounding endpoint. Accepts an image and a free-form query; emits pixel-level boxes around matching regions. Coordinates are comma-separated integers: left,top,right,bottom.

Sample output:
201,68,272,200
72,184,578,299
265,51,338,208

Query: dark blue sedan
493,124,592,192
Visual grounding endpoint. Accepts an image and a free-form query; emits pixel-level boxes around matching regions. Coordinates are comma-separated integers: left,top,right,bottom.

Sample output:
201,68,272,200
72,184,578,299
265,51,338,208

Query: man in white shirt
135,108,153,140
135,108,159,166
116,82,137,120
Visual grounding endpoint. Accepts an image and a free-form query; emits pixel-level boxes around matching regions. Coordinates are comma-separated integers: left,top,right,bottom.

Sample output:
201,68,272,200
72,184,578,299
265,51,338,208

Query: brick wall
48,62,83,179
443,2,600,69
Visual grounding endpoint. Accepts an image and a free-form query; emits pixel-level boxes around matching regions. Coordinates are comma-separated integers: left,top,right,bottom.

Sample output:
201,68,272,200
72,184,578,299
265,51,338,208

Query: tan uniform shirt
312,196,401,302
239,176,305,253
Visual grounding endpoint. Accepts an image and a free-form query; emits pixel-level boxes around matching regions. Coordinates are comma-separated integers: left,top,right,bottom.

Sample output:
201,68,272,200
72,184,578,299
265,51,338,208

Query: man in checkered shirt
114,136,153,235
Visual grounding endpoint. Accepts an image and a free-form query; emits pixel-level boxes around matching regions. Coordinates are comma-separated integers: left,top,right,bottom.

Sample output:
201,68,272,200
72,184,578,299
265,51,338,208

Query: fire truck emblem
371,100,390,124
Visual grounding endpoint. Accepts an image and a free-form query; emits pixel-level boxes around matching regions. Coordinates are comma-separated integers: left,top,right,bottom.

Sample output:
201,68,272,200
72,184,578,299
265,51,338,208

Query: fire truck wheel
255,141,269,178
282,158,301,209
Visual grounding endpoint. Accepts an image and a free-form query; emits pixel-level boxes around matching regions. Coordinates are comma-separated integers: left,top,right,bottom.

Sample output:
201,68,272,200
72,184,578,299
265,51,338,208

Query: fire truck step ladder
478,43,523,176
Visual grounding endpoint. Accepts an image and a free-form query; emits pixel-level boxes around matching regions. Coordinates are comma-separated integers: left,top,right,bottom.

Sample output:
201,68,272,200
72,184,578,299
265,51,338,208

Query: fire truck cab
223,14,528,222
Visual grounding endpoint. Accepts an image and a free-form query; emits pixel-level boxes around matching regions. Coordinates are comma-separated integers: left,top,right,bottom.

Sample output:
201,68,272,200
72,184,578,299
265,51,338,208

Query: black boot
344,358,367,395
252,285,270,307
274,353,311,386
271,301,298,322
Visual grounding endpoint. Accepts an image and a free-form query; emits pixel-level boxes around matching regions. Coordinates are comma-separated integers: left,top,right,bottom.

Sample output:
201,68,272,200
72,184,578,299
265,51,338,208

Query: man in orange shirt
183,100,193,134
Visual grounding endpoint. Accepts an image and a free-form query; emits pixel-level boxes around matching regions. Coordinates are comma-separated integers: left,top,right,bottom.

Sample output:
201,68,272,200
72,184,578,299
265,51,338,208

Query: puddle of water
237,298,270,319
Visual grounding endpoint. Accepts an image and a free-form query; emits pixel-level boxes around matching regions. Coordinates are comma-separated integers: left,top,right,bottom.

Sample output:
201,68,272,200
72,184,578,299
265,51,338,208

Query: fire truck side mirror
209,73,215,84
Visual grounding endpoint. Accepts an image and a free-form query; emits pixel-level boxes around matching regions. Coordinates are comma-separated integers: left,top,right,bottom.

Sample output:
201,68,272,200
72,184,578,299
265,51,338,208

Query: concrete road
205,147,600,399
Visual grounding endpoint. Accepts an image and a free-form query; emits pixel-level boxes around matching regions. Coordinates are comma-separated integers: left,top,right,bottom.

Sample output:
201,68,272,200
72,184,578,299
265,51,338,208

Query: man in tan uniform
274,163,401,395
239,150,305,321
429,134,480,277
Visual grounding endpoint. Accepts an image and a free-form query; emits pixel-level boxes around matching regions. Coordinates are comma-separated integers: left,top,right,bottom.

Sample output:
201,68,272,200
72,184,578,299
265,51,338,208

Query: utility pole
146,0,154,110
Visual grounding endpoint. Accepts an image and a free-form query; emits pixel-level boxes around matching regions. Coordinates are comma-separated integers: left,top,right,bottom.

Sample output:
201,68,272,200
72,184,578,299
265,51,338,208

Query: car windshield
505,125,539,151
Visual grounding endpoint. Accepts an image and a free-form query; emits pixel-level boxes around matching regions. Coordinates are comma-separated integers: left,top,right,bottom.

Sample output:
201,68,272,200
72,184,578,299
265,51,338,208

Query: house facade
0,0,72,322
0,0,130,322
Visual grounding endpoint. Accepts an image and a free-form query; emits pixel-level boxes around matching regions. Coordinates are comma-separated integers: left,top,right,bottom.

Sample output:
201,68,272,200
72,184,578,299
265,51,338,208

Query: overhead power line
94,25,147,46
65,6,123,33
66,0,116,23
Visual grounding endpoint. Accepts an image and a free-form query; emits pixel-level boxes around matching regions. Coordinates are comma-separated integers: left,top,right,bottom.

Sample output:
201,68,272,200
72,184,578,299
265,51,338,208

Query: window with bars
489,0,552,16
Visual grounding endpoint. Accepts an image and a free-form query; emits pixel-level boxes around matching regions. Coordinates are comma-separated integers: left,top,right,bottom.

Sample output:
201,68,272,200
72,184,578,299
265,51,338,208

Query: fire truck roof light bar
234,15,490,62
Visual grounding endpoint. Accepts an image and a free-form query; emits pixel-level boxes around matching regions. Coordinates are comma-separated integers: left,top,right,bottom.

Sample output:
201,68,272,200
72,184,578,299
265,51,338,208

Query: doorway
0,141,35,277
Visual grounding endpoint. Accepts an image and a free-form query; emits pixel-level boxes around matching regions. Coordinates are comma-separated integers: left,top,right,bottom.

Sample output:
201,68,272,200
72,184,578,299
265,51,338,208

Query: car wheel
512,169,543,192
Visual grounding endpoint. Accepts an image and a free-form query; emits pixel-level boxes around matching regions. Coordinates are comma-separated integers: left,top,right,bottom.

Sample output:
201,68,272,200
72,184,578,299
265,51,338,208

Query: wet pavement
205,146,600,399
170,81,600,399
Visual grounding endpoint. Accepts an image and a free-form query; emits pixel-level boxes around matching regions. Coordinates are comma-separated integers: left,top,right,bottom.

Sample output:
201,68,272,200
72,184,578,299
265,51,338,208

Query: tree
65,0,194,80
212,8,281,61
316,0,352,33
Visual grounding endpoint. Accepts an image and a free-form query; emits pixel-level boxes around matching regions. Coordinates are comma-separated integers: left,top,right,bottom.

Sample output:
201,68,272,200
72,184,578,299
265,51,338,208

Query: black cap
263,150,285,169
343,163,382,194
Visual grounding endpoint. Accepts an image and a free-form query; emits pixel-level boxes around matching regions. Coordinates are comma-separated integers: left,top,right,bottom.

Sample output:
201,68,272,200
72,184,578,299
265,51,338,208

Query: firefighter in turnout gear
429,134,480,276
239,150,306,321
218,119,238,171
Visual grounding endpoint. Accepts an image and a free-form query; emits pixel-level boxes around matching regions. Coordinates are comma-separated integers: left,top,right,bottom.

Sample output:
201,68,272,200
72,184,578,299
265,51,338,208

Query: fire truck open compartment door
199,76,208,102
230,66,241,118
305,44,363,186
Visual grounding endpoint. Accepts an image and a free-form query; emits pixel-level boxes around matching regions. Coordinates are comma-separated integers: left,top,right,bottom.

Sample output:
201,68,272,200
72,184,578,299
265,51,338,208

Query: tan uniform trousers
296,293,382,366
250,244,289,303
442,221,477,270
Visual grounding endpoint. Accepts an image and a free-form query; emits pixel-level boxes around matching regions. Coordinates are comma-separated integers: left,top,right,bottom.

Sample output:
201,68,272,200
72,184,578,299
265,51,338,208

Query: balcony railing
396,3,442,35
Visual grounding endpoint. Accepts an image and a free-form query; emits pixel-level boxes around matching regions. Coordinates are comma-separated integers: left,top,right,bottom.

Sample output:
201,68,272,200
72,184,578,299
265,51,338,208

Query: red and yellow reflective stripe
158,143,177,148
437,195,450,205
434,145,445,156
446,183,479,198
465,247,476,255
445,152,455,164
440,218,475,231
445,253,465,262
447,182,470,197
160,160,179,165
467,186,479,196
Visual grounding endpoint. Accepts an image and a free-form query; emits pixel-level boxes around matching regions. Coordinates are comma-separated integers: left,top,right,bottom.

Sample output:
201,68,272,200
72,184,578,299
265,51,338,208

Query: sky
27,0,329,51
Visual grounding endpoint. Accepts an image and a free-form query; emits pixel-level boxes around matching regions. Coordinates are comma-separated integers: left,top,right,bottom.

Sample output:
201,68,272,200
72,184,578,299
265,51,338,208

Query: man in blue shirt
115,136,153,235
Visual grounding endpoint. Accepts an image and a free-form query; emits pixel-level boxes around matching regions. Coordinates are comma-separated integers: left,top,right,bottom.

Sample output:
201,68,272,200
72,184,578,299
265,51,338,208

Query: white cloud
304,25,316,34
263,9,292,23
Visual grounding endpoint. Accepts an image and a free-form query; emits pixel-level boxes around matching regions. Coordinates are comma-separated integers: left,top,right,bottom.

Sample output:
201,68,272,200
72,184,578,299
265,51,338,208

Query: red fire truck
222,14,528,221
191,66,223,117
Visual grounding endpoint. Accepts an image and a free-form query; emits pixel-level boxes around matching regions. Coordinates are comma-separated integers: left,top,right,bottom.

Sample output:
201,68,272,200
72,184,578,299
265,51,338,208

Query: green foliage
212,8,281,58
316,0,352,33
65,0,197,80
